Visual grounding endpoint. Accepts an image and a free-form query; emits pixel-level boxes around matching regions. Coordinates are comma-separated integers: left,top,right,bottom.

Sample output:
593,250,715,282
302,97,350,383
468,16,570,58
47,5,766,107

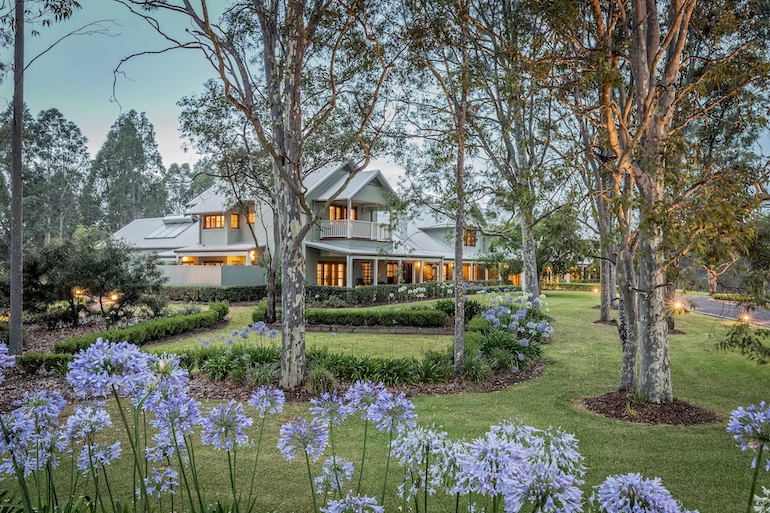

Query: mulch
582,391,720,426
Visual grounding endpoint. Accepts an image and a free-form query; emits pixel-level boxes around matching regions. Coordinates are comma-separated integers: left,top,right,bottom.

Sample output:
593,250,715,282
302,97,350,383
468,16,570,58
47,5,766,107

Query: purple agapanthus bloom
728,401,770,470
310,391,348,427
76,441,121,476
146,392,202,461
592,473,697,513
343,381,386,420
320,491,384,513
454,431,531,504
140,353,190,411
0,409,36,478
369,391,417,435
58,403,113,448
248,386,285,418
14,390,67,432
315,456,354,494
277,417,328,462
67,339,152,398
513,461,583,513
0,343,14,384
200,400,253,451
144,466,179,497
391,424,453,500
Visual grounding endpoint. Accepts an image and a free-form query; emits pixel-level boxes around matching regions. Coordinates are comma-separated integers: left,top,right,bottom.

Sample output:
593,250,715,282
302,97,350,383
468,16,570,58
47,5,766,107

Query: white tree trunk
616,248,638,392
521,220,540,298
637,232,672,403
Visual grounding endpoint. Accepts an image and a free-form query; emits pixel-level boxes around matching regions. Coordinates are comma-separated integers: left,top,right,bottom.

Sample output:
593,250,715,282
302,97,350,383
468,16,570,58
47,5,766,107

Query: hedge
53,302,230,354
253,303,446,327
16,352,73,375
163,285,267,303
540,283,599,292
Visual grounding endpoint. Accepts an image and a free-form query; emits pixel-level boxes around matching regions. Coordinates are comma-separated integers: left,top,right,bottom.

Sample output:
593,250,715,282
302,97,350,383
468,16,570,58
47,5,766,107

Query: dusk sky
0,0,223,168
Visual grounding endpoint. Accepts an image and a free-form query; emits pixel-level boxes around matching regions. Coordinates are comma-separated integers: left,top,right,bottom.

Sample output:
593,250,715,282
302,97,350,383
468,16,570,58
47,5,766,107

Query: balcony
320,219,391,241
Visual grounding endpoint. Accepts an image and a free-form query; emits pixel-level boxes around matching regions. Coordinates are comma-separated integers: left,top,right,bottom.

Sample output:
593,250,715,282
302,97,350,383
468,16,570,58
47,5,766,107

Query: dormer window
230,213,240,229
203,214,225,229
463,229,477,247
329,205,357,221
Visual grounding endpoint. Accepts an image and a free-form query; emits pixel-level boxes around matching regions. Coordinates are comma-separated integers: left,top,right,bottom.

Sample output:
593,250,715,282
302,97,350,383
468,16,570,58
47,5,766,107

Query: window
203,214,224,229
317,262,346,286
248,210,256,224
422,262,434,281
329,205,358,221
361,262,373,285
230,213,240,229
463,229,477,247
386,263,399,284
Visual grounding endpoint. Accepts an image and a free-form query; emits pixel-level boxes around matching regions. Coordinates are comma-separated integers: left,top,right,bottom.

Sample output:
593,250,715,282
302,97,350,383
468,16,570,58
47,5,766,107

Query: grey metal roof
174,242,259,255
184,186,232,215
114,217,198,250
314,169,395,203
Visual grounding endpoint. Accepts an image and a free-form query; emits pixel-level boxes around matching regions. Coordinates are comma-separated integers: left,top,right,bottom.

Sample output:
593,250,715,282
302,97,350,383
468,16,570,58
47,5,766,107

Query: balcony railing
320,220,391,241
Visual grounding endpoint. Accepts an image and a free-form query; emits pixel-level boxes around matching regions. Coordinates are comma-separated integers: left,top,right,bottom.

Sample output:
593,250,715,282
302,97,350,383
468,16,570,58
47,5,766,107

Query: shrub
457,350,491,382
53,302,230,354
418,349,454,384
0,321,28,348
433,298,455,317
307,363,337,394
324,296,345,308
16,352,73,375
305,307,446,327
464,298,484,320
163,285,268,303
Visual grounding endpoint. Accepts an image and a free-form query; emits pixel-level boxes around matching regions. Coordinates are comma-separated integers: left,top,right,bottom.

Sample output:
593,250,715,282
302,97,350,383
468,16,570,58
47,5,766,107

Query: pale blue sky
0,0,220,168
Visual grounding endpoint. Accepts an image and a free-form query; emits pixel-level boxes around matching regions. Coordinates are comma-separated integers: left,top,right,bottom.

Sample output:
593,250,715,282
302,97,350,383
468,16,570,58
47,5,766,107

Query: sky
0,0,405,182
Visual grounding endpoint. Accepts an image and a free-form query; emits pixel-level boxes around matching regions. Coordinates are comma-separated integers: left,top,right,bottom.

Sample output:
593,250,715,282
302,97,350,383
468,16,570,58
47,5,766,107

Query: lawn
9,291,768,512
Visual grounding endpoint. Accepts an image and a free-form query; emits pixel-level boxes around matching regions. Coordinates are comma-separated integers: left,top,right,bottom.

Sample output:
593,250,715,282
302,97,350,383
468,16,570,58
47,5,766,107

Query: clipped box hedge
252,303,445,327
16,352,73,375
163,285,268,303
53,302,230,355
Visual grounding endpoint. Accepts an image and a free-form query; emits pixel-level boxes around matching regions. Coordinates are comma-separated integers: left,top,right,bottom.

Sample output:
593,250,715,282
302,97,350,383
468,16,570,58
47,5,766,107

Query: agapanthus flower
76,441,121,476
310,391,348,427
139,353,190,410
146,392,202,461
591,473,697,513
14,389,67,432
277,417,328,461
315,456,354,494
513,461,583,513
369,391,417,434
0,343,14,384
200,400,253,451
144,466,179,497
728,402,770,470
454,431,530,505
0,410,35,477
58,403,113,448
320,491,384,513
343,381,386,419
391,424,453,501
248,386,285,418
67,339,152,398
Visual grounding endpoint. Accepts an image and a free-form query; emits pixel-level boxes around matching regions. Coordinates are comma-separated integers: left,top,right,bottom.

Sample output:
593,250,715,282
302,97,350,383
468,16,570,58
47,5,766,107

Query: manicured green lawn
16,292,768,512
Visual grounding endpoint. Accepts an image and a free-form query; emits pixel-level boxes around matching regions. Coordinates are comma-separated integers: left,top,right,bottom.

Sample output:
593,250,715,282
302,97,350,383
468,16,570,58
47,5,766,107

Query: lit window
317,262,346,286
463,229,477,247
329,205,358,221
203,214,224,229
248,211,256,224
230,213,240,229
361,262,373,285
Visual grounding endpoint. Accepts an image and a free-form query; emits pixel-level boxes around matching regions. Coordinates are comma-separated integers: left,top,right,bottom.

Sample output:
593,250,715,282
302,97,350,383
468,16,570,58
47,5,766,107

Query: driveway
685,295,770,327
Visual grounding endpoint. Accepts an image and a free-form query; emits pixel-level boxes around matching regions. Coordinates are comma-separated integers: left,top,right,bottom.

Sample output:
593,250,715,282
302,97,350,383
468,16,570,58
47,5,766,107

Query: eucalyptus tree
397,0,475,366
82,109,167,230
179,79,281,322
553,0,770,403
467,0,580,300
3,0,81,355
117,0,402,388
164,162,215,215
25,107,89,245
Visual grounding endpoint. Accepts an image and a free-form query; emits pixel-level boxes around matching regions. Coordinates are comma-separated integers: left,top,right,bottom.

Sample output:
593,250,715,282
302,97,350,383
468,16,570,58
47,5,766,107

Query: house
113,162,502,287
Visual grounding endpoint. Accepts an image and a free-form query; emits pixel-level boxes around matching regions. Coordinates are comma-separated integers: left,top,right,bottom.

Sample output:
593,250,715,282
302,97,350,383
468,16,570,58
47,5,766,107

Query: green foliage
0,321,28,348
456,350,492,382
464,298,484,319
717,322,770,364
15,352,73,375
305,307,446,327
323,295,345,307
433,298,455,317
541,283,598,292
307,363,338,394
53,302,229,354
418,348,454,384
712,293,751,303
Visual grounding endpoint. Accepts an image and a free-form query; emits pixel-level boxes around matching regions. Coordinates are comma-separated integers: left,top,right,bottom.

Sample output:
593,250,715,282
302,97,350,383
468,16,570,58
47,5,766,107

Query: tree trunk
637,231,672,403
599,251,613,323
278,169,306,389
707,267,718,295
616,247,638,392
520,218,540,298
9,0,24,355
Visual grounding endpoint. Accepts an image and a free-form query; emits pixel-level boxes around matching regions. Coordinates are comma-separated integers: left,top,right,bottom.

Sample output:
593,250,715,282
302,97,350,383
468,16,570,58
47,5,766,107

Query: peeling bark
521,220,540,299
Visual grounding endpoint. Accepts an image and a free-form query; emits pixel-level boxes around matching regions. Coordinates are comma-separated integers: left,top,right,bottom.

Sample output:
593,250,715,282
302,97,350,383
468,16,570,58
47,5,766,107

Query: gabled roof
314,169,396,203
184,187,233,215
114,215,198,250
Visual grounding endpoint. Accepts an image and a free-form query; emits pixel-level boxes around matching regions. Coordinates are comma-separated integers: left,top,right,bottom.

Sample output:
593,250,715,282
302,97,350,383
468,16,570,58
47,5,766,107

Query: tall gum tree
118,0,402,388
555,0,770,402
